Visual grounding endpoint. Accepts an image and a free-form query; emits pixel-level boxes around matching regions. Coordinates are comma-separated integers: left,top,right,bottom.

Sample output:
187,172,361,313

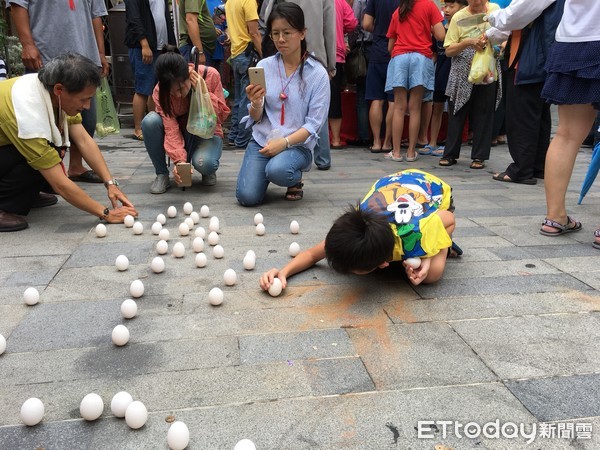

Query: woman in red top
142,47,230,194
384,0,445,162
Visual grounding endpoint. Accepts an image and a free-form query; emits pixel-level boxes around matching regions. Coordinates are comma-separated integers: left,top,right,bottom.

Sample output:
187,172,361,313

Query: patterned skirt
541,41,600,110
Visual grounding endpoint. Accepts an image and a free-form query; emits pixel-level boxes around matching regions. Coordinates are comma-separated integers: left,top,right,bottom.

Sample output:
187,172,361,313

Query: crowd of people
0,0,598,287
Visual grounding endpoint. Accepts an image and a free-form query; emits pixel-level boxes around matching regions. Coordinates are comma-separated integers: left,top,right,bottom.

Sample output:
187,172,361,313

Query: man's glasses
269,30,299,41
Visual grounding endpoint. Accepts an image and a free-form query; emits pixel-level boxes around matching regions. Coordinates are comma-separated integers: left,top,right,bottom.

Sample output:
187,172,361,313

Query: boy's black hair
324,206,395,274
444,0,469,6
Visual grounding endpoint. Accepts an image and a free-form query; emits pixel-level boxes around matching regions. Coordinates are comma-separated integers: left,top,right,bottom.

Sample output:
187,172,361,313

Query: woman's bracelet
284,136,291,149
250,98,264,110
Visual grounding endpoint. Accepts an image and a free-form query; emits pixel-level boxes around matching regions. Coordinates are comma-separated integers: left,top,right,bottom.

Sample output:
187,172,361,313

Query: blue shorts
128,48,161,96
385,52,434,93
365,61,394,102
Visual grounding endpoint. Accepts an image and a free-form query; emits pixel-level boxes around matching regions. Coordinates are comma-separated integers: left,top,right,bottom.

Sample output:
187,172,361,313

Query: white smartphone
248,67,266,89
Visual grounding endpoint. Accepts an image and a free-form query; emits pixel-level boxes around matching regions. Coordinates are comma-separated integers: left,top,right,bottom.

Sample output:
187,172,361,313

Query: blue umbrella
578,138,600,204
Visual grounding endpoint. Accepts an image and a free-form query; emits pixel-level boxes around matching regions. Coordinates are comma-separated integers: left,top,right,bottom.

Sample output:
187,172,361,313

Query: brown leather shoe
0,210,28,232
32,192,58,208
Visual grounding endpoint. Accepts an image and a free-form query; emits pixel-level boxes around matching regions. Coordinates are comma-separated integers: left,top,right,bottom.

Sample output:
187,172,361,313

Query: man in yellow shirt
0,53,137,232
225,0,263,148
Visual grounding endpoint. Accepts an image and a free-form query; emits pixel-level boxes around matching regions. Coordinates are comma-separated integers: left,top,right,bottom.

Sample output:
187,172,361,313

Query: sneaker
201,173,217,186
150,174,170,194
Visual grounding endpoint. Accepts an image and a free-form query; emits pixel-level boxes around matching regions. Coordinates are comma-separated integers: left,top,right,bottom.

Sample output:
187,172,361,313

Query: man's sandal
470,159,485,169
285,181,304,201
539,216,582,236
439,158,457,166
593,229,600,249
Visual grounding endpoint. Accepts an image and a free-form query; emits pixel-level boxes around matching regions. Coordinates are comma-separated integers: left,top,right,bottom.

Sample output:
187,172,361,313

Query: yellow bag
468,46,497,85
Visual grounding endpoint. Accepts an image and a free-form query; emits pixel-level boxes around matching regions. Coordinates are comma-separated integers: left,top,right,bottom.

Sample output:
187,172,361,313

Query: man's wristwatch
104,178,119,188
99,207,110,221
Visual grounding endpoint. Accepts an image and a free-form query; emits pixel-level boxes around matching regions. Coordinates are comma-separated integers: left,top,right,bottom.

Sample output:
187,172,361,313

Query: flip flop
128,133,144,141
492,172,537,185
417,145,434,155
369,146,384,153
68,170,103,183
431,146,445,157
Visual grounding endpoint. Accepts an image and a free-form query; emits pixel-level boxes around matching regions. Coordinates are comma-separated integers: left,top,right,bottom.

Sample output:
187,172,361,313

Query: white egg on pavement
23,287,40,306
195,253,207,268
289,242,301,257
179,223,190,236
208,287,224,306
130,279,144,298
152,221,163,235
167,421,190,450
184,217,194,229
121,299,138,319
0,334,6,355
183,202,193,215
223,269,237,286
156,240,169,255
195,226,206,238
124,215,135,228
167,206,177,218
192,237,205,252
254,213,263,225
268,278,283,297
234,439,257,450
20,398,45,426
243,254,255,271
132,222,144,235
200,205,210,217
173,242,186,258
80,393,104,421
255,223,265,236
115,255,129,271
246,250,256,259
405,257,421,269
112,325,130,346
151,256,165,273
156,213,167,225
190,211,200,224
111,391,133,418
159,228,170,241
208,216,220,232
125,401,148,429
213,245,224,259
207,231,219,246
290,220,300,234
95,223,107,238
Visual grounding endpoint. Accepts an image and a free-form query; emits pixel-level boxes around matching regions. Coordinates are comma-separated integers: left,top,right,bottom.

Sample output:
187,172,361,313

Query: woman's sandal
470,159,485,169
285,181,304,201
439,158,457,166
593,229,600,249
539,216,583,236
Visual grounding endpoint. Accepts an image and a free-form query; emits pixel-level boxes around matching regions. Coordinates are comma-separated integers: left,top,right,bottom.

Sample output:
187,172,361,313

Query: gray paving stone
301,357,375,395
347,323,496,390
64,241,155,268
451,313,600,379
544,256,600,273
3,269,60,287
414,273,594,299
506,374,600,422
441,259,560,279
239,329,355,364
517,244,600,259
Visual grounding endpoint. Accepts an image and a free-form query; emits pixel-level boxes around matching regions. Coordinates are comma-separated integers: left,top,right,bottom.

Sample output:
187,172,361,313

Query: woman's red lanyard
69,0,75,10
276,56,302,125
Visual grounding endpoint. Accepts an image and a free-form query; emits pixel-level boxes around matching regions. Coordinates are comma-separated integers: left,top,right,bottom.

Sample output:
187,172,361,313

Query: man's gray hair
38,53,101,93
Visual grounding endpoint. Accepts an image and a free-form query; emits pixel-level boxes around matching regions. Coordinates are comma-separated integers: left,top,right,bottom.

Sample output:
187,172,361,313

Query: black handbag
345,39,368,83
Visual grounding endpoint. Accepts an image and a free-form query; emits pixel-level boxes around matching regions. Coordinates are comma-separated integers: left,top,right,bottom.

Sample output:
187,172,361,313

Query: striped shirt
248,53,330,151
0,59,7,81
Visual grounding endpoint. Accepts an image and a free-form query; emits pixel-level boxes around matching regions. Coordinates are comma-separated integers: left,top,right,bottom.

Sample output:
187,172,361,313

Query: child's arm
260,241,326,291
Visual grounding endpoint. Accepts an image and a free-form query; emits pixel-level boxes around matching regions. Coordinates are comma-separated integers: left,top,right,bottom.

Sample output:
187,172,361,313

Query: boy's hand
403,257,431,286
260,268,287,291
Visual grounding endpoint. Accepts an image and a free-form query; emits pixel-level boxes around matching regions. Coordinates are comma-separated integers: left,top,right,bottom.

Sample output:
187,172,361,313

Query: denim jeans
229,52,253,148
179,43,218,70
142,112,223,176
313,123,331,169
236,139,312,206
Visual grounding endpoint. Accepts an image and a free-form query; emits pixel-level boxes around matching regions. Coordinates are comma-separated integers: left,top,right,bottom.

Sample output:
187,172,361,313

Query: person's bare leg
147,95,155,113
329,118,343,146
132,93,148,138
67,143,87,176
418,100,432,145
541,104,596,233
383,101,394,149
429,102,445,148
391,88,407,158
369,100,384,149
406,86,424,159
